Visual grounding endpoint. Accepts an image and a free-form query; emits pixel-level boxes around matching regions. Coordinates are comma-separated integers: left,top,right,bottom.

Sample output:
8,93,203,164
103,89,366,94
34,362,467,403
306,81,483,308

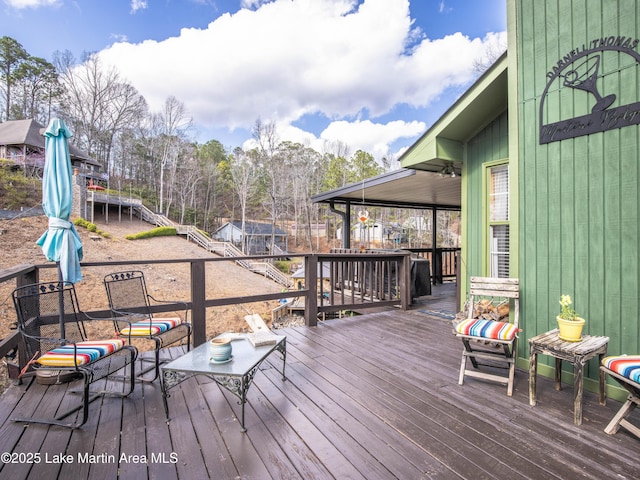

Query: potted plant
557,294,585,342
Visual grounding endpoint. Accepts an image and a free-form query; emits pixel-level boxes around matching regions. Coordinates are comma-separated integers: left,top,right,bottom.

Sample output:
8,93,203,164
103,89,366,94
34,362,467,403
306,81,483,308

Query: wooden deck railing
0,252,411,377
405,247,460,284
332,247,460,285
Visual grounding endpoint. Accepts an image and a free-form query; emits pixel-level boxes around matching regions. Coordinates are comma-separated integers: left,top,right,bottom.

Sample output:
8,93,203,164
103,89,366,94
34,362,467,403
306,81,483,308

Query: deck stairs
133,203,293,288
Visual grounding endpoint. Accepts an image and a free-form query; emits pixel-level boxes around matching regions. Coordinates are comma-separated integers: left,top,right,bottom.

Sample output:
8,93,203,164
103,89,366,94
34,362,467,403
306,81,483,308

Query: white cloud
320,119,426,160
4,0,59,8
130,0,147,14
110,33,128,43
97,0,505,157
240,0,273,9
241,118,426,163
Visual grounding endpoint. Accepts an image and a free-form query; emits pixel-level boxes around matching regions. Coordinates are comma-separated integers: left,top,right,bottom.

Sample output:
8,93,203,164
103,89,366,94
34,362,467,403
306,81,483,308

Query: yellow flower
559,294,578,321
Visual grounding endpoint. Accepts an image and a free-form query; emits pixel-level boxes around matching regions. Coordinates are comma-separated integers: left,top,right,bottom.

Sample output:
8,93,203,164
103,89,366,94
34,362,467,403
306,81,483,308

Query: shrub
0,165,41,210
125,226,177,240
273,260,292,274
74,218,110,239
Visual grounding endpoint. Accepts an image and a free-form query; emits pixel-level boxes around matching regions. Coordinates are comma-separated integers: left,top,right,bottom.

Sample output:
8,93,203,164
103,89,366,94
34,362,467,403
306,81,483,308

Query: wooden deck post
0,264,38,379
190,260,206,346
305,254,318,327
400,253,410,310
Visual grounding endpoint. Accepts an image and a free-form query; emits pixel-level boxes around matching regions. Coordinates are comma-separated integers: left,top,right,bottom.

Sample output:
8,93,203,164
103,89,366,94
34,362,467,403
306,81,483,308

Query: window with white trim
488,164,509,278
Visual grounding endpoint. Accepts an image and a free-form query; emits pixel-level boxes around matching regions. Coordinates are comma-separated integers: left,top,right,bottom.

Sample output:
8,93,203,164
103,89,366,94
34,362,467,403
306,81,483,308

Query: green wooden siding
464,111,509,280
516,0,640,387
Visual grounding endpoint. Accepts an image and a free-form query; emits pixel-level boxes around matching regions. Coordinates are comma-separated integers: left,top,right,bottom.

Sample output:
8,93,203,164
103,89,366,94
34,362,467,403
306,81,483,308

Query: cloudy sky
2,0,507,161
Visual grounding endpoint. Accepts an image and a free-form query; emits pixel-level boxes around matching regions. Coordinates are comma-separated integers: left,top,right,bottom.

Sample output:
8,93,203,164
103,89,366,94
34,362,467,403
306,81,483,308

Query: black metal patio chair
103,270,191,382
11,281,137,428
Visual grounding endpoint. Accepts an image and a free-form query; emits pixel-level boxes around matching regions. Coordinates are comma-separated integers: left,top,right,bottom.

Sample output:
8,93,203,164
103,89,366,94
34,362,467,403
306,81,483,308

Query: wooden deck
1,306,639,479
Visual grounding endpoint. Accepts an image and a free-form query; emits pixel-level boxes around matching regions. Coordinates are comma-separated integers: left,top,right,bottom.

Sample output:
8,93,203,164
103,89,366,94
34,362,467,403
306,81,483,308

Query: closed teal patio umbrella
36,118,83,285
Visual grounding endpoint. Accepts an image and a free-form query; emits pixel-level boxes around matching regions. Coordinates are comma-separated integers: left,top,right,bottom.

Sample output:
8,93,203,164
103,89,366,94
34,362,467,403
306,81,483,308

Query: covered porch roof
311,169,460,249
311,168,461,211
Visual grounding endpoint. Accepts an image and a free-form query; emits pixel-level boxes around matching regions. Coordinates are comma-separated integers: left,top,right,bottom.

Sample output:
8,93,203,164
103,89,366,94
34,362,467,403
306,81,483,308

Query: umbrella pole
57,262,66,338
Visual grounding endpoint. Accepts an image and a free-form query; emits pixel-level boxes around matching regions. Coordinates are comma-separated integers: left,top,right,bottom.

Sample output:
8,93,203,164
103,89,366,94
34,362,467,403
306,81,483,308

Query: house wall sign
539,36,640,144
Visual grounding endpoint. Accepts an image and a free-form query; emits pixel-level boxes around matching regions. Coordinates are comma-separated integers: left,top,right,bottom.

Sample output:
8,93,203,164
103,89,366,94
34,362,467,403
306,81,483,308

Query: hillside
0,215,286,349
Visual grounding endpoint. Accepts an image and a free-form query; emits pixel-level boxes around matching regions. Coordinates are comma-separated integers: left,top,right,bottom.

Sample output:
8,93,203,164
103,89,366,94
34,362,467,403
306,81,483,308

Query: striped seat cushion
455,318,518,341
602,355,640,383
37,339,125,367
120,317,181,336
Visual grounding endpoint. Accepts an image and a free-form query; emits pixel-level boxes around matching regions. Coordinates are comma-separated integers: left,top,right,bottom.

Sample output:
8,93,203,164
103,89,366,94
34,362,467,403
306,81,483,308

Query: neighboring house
214,221,288,255
0,119,100,175
290,222,327,238
351,221,384,247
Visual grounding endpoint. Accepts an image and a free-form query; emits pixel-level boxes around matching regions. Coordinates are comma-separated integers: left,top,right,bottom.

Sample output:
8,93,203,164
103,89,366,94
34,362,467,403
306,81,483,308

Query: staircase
133,204,293,288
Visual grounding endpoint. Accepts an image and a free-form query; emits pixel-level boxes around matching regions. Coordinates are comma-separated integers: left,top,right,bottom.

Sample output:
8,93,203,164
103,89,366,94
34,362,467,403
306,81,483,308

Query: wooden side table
529,329,609,425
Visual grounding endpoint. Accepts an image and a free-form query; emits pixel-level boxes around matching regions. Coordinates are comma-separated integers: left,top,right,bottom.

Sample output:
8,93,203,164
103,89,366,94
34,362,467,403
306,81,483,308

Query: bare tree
196,140,227,231
56,54,147,179
229,148,259,253
280,141,322,250
157,96,192,215
252,118,285,253
175,144,200,224
472,37,507,75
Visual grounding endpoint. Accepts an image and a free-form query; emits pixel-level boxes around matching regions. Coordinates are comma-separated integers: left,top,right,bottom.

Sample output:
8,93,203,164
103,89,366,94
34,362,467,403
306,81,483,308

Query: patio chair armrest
109,311,149,342
146,295,189,321
108,309,147,322
18,329,69,347
80,311,134,341
81,311,122,323
17,332,82,368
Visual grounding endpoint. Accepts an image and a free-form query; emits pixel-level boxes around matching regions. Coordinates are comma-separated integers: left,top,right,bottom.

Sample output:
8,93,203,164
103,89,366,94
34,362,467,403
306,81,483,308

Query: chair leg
462,339,479,369
127,350,136,394
12,372,92,428
136,338,162,382
507,361,515,397
13,349,137,429
506,340,516,396
604,396,635,434
459,350,467,385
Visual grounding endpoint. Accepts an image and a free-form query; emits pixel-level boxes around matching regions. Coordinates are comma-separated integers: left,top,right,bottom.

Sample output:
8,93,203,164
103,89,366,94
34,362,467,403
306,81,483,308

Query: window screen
488,164,509,278
490,164,509,221
490,224,510,278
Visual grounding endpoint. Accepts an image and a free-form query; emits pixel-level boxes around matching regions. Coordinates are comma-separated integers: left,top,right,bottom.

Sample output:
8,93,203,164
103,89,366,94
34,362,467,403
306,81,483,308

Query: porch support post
432,207,438,284
329,200,351,249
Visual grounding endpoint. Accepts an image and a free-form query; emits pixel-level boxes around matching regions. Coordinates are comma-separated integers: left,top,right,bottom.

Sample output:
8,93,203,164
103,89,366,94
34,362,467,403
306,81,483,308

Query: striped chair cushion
120,317,181,336
37,339,125,367
455,318,518,341
602,355,640,383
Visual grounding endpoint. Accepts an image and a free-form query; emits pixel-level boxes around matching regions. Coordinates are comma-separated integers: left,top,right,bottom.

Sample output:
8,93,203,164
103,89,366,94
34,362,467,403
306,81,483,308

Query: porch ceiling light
439,162,457,178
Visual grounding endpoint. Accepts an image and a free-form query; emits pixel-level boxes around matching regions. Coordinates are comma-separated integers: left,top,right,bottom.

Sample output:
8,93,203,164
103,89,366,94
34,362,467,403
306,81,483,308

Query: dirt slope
0,215,285,341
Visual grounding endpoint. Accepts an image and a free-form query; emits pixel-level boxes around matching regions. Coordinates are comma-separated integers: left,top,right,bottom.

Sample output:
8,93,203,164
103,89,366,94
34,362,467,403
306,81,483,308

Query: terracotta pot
557,315,586,342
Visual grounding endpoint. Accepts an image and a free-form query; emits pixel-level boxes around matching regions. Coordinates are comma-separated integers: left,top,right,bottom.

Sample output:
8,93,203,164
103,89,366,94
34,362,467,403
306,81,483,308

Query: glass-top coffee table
161,334,286,432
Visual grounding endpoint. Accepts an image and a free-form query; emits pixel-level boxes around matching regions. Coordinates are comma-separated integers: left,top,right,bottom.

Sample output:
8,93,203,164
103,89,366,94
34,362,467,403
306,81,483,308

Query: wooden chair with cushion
11,281,137,428
453,276,520,396
103,270,191,382
600,355,640,439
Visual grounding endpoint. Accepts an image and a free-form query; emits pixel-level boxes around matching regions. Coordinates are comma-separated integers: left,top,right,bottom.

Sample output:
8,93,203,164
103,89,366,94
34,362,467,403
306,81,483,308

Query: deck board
1,302,639,479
